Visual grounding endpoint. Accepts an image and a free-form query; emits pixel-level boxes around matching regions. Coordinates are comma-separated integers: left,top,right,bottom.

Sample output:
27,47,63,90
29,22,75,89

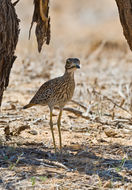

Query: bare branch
71,100,87,110
93,89,131,115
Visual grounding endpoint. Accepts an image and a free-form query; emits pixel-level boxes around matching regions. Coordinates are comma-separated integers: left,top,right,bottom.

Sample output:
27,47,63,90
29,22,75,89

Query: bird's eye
67,63,72,68
66,59,70,64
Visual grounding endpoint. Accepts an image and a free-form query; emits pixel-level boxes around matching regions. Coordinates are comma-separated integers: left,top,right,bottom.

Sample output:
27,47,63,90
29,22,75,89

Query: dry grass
0,0,132,189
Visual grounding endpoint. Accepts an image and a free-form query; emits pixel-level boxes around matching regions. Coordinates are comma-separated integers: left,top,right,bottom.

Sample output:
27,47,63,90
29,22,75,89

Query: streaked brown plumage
23,58,80,153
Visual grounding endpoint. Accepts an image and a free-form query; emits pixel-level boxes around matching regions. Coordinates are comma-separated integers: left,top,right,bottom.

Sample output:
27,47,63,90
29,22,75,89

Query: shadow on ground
0,141,132,185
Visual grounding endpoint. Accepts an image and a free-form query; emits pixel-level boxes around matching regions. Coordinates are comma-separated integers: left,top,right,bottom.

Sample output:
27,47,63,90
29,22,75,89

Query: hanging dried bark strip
29,0,50,52
0,0,20,106
115,0,132,51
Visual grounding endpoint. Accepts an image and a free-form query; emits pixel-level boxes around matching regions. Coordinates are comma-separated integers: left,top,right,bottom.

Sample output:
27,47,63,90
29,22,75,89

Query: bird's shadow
0,141,132,187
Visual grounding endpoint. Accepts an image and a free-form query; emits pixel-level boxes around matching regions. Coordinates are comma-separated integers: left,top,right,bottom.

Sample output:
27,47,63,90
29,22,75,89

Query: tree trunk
0,0,19,106
0,0,51,106
115,0,132,51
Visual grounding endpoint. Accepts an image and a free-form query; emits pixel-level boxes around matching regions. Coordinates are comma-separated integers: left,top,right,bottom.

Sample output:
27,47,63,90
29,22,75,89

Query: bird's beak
76,64,80,69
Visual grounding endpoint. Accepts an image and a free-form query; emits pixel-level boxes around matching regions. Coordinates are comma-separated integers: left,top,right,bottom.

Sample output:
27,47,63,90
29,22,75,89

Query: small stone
104,129,117,137
28,130,38,135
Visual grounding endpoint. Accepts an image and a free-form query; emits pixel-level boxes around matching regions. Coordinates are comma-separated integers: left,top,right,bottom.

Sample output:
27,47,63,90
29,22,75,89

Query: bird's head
65,58,80,72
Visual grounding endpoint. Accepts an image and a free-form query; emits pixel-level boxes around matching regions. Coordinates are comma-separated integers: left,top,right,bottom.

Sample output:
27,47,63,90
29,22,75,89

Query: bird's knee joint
49,120,53,127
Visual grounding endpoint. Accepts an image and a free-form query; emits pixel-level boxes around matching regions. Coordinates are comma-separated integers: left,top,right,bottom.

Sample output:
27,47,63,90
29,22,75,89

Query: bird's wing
30,79,53,104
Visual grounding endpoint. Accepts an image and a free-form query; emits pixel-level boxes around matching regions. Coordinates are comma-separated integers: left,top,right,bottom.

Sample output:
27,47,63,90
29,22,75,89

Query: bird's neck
64,70,75,79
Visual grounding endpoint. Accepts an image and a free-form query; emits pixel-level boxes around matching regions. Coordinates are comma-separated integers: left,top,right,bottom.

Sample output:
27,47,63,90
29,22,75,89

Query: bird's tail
23,103,35,109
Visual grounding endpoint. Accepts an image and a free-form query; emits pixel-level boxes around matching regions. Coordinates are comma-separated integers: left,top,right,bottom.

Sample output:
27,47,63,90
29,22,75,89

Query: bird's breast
49,78,75,107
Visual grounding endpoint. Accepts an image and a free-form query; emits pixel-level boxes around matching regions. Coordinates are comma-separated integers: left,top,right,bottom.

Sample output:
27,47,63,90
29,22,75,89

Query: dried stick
41,159,69,170
87,40,105,61
71,100,87,110
55,106,90,120
93,90,131,115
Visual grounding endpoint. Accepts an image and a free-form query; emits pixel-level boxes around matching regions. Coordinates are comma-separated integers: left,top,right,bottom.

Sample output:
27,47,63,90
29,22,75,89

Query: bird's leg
57,109,63,152
50,110,56,153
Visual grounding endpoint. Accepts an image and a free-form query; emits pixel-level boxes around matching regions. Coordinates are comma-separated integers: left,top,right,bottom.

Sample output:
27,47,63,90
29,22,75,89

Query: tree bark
29,0,50,52
0,0,19,106
0,0,51,106
115,0,132,51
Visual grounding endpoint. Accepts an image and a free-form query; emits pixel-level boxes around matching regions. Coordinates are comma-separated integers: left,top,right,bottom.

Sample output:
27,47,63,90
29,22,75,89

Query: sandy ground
0,0,132,189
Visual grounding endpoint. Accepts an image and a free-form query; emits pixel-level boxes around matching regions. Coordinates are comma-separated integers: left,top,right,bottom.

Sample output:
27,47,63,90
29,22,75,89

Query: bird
23,58,80,153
